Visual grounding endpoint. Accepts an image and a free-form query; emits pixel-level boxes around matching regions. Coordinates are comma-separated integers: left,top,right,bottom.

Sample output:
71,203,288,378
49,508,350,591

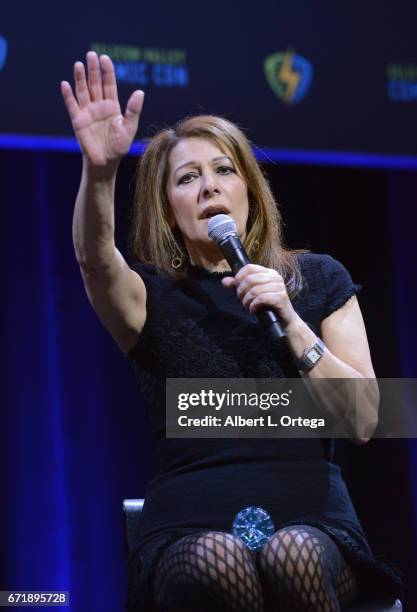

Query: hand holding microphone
208,214,296,342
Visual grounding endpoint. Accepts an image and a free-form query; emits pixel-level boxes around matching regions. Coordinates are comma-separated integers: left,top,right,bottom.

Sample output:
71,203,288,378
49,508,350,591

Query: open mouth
200,207,230,220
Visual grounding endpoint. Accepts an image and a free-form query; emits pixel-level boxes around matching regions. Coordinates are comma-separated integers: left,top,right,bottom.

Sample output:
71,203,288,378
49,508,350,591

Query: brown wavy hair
129,115,303,296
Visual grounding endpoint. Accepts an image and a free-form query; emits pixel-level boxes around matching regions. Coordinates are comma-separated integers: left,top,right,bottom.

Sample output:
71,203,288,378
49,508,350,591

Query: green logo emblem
264,50,313,105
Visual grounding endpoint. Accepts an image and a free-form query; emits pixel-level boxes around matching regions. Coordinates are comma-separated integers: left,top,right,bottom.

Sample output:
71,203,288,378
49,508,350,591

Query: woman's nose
201,172,220,197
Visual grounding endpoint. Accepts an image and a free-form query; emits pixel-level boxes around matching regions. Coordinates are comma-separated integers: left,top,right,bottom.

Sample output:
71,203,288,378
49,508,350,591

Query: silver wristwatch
294,337,325,371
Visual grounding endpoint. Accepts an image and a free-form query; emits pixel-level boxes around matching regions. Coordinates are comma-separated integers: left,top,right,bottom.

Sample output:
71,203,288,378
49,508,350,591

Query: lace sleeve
320,255,362,320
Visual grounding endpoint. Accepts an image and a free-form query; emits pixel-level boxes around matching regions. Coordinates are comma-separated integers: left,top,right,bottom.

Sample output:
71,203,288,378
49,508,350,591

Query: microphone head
207,214,237,244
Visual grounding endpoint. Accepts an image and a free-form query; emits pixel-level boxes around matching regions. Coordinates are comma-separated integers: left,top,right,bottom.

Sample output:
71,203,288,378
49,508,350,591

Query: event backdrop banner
1,0,417,155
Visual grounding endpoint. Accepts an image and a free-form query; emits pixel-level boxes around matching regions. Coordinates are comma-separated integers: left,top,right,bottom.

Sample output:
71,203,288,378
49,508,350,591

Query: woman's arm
223,264,378,443
284,296,379,443
62,52,146,353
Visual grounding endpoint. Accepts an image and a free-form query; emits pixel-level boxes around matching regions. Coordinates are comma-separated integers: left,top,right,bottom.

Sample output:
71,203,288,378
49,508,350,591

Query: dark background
1,0,417,154
0,150,415,610
1,1,417,610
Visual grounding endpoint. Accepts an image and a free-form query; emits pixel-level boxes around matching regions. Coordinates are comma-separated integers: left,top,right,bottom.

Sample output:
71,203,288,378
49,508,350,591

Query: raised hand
61,51,144,166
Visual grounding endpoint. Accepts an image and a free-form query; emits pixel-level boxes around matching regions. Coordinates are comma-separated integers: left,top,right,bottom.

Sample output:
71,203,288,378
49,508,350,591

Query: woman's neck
186,242,231,273
189,255,231,273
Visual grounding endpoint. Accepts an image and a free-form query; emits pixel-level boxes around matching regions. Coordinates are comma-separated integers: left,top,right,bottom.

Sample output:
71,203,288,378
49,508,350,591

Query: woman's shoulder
295,252,344,274
295,252,358,286
294,252,362,319
130,261,173,288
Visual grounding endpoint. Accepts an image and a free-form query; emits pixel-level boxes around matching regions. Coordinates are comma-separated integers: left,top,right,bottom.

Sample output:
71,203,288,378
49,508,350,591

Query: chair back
123,498,144,559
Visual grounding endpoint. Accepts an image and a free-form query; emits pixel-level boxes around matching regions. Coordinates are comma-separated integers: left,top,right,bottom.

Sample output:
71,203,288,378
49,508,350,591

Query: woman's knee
168,531,255,577
257,524,341,599
257,525,354,611
153,531,262,611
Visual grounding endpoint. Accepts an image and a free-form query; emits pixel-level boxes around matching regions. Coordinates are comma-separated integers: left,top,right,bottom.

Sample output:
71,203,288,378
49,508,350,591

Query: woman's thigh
257,524,358,611
152,530,264,612
152,526,358,611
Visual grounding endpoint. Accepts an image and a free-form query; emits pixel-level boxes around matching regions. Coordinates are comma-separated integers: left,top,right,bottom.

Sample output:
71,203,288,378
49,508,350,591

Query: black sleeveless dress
125,253,402,611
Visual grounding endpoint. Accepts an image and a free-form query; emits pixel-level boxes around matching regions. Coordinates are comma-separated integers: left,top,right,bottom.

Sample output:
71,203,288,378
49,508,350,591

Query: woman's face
166,137,249,258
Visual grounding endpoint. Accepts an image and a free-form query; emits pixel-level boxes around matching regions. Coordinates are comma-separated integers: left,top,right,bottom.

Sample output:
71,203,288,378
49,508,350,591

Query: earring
171,255,183,269
252,240,260,253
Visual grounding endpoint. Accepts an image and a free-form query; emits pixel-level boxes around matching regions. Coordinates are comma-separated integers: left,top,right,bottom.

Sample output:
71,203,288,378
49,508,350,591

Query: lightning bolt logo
277,51,301,103
264,50,313,105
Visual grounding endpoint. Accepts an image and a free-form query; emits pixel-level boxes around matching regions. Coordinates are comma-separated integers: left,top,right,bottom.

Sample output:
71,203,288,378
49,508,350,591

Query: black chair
123,499,402,611
123,498,146,560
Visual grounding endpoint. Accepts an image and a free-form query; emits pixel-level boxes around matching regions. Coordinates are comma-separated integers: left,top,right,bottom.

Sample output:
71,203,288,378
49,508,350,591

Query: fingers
221,264,293,322
223,265,286,310
124,90,144,132
221,268,279,294
69,52,119,109
87,51,103,101
74,61,90,108
241,282,282,309
237,273,280,301
100,54,118,100
60,80,80,121
221,276,235,288
234,264,273,283
248,292,283,314
63,52,143,140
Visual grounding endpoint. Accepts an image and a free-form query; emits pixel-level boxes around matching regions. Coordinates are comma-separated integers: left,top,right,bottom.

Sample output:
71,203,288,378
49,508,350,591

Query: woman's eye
217,166,235,174
178,166,235,184
178,173,197,184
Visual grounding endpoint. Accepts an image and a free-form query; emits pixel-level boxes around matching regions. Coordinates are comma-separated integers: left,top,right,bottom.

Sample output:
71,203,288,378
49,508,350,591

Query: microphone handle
220,236,286,340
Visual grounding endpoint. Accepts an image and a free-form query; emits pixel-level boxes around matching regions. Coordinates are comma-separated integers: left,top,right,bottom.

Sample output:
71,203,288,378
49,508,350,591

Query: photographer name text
177,415,325,429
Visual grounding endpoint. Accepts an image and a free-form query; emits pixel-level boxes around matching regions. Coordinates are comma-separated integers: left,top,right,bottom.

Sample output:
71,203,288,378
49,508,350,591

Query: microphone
208,214,285,341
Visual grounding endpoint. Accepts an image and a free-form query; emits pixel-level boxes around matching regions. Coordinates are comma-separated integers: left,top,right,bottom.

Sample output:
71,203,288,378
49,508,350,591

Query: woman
62,52,402,611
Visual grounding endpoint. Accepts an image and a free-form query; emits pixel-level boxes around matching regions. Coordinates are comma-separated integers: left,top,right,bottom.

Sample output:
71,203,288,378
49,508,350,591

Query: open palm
61,52,144,166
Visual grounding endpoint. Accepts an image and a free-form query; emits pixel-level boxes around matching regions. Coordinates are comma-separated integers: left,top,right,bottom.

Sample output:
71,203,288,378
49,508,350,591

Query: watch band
294,337,325,371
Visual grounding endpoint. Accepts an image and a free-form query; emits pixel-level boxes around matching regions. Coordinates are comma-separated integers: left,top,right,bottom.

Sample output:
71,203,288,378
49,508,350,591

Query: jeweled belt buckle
232,506,275,552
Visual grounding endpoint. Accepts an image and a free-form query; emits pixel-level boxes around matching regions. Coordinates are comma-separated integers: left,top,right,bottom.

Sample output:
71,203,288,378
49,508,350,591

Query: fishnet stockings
259,525,358,612
335,560,358,605
153,531,263,611
153,526,358,612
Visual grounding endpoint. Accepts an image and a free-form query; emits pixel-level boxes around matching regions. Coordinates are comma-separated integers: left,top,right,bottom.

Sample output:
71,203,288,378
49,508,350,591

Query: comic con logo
0,36,7,71
91,43,188,88
264,50,312,105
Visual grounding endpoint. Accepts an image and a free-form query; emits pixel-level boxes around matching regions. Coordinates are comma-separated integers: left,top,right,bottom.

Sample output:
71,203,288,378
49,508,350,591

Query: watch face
307,348,321,364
